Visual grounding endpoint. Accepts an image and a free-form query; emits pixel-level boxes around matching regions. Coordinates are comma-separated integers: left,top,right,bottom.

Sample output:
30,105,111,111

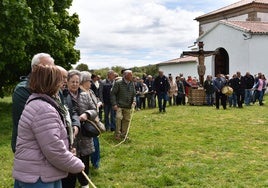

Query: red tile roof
221,20,268,34
196,0,268,20
158,56,198,66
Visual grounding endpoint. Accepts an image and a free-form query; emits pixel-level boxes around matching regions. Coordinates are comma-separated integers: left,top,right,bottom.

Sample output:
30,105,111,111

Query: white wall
248,35,268,76
199,23,268,77
228,14,248,21
258,12,268,22
200,14,248,34
159,62,199,78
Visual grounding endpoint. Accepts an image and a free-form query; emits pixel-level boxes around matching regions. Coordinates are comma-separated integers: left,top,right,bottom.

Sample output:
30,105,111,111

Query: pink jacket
257,79,264,91
13,93,84,183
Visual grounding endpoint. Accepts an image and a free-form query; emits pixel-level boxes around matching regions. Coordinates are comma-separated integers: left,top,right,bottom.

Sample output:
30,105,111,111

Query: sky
69,0,238,69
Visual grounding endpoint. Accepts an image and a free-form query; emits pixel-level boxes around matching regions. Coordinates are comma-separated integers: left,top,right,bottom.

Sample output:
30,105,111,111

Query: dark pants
98,106,103,122
176,94,185,105
135,95,141,109
215,91,227,109
104,104,116,131
62,155,90,187
254,90,264,105
236,91,245,108
205,93,214,106
146,93,155,108
140,96,146,109
157,92,168,112
91,137,100,168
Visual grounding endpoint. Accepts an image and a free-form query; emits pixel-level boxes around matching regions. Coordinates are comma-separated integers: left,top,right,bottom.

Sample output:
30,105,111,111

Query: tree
25,0,80,69
0,0,33,97
76,63,89,72
0,0,80,97
142,64,158,78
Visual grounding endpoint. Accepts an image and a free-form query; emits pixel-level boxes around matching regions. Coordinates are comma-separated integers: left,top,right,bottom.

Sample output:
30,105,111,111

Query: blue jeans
135,95,141,109
157,92,168,111
91,137,100,168
206,93,214,105
104,104,115,131
255,90,264,105
146,93,155,108
14,179,61,188
244,89,252,105
228,92,237,107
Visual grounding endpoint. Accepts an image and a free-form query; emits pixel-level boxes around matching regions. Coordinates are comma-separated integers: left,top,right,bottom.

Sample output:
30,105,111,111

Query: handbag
81,119,106,137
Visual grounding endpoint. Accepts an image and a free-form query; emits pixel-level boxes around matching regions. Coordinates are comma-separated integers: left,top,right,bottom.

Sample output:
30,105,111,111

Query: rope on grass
82,170,97,188
113,107,135,147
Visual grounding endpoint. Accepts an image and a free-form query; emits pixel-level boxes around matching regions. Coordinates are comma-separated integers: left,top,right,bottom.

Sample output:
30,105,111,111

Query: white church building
158,0,268,78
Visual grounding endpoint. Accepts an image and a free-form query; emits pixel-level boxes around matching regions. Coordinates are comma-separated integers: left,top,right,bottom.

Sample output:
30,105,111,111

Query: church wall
158,62,198,79
200,22,217,35
228,14,248,21
248,35,268,76
200,14,247,35
199,24,268,77
257,12,268,21
198,24,249,76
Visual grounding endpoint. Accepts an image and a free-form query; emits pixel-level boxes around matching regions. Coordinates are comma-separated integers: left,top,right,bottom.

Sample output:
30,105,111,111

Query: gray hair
107,69,114,76
31,53,54,68
123,69,132,77
68,70,81,81
80,71,92,84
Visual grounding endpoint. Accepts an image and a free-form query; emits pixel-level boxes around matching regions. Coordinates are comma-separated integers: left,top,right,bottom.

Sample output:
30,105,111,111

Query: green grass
1,96,268,187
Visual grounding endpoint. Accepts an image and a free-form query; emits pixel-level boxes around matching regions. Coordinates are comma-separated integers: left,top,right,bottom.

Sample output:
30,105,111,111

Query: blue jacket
213,77,226,92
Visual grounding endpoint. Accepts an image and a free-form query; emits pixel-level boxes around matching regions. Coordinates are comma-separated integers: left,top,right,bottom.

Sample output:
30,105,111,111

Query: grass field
0,96,268,187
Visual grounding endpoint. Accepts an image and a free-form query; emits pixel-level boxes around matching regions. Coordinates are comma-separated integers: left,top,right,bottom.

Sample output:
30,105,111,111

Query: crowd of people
10,52,266,187
204,72,267,109
133,71,266,111
11,53,137,188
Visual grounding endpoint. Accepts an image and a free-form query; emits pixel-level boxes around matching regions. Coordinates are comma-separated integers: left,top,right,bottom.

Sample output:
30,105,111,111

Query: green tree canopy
0,0,33,97
0,0,80,97
75,63,89,72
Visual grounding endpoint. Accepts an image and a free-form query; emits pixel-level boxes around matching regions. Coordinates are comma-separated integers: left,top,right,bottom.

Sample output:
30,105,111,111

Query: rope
113,107,135,147
82,170,97,188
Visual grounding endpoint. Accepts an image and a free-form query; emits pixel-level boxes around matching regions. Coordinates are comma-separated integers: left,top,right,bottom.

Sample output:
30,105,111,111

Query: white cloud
69,0,238,69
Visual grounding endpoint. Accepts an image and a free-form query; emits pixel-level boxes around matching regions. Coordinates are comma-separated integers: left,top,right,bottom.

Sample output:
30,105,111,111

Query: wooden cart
188,88,206,105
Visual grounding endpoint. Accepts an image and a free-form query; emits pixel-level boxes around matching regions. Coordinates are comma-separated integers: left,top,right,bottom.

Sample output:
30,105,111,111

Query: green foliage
111,66,126,76
1,96,268,187
76,63,89,72
84,64,159,80
0,0,33,98
26,0,80,69
0,0,80,97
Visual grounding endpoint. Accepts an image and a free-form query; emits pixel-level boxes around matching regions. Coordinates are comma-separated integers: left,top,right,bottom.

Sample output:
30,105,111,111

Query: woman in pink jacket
13,65,84,188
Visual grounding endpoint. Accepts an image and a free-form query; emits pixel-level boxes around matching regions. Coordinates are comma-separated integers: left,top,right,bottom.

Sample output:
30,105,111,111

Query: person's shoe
163,109,166,112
